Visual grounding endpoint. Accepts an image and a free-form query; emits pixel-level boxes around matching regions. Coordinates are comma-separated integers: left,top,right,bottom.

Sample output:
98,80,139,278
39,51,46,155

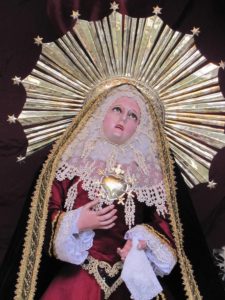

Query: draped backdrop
0,0,225,281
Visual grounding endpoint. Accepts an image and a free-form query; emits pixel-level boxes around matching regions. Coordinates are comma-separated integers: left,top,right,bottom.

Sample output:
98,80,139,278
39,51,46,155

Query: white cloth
121,238,162,300
122,225,177,300
54,208,95,264
125,225,177,276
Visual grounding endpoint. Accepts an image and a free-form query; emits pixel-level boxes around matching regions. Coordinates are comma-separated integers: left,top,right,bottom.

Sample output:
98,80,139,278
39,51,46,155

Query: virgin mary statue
1,8,225,300
11,82,224,300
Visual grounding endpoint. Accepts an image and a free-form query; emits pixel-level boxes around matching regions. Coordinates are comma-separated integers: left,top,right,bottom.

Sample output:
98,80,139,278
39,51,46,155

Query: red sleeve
44,177,79,256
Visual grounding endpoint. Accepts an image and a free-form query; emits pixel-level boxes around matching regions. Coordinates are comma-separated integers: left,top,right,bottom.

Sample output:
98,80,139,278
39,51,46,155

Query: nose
121,112,128,123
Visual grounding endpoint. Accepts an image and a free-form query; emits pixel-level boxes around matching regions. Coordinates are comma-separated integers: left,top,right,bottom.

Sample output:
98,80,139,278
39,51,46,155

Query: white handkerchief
121,238,162,300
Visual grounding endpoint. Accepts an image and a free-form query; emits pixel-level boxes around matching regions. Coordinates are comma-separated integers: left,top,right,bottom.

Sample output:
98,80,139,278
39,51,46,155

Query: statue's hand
117,239,147,261
77,200,117,231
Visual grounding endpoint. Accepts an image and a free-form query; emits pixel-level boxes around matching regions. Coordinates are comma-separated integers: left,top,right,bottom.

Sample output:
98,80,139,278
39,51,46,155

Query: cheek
103,114,115,131
125,121,138,138
103,113,117,136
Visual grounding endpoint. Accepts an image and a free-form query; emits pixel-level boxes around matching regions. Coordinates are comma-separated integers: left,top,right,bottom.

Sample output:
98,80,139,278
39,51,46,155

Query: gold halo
19,12,225,188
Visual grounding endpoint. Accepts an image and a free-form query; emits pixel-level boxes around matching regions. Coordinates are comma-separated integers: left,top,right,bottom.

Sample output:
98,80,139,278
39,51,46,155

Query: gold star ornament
17,155,26,163
207,180,217,189
7,114,17,124
219,60,225,70
71,10,80,20
191,27,201,36
152,6,162,15
34,35,43,46
12,76,22,85
110,2,119,12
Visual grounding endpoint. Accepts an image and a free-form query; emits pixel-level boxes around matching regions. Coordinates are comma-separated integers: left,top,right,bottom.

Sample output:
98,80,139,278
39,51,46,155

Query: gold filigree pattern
82,256,123,299
19,11,225,188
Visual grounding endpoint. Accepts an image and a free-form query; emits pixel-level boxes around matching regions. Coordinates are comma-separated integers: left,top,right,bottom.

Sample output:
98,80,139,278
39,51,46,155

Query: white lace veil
56,84,167,226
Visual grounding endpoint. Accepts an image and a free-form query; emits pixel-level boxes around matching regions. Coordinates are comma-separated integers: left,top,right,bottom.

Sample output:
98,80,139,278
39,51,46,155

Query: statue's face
103,97,141,145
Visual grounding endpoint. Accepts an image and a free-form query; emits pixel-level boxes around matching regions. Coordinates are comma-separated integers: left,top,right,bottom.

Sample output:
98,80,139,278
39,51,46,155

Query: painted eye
112,106,122,113
128,111,138,121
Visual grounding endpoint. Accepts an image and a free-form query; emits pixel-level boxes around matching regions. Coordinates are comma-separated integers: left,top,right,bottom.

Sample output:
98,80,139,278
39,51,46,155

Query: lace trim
56,162,167,220
144,224,177,258
53,209,95,264
82,256,123,299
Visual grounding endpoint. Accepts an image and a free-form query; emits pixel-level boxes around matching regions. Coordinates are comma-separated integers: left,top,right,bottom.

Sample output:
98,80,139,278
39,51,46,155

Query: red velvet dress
41,177,175,300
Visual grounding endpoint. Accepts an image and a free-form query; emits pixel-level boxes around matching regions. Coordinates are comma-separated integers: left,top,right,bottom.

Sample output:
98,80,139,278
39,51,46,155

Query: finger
85,199,99,209
117,247,122,253
99,209,117,221
101,223,115,229
100,215,117,226
96,205,115,216
138,240,147,250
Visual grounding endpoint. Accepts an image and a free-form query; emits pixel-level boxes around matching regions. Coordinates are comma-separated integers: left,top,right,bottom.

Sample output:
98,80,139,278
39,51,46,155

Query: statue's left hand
117,239,147,261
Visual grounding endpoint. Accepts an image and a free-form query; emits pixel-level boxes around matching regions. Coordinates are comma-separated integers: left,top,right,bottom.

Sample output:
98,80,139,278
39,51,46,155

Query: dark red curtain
0,0,225,268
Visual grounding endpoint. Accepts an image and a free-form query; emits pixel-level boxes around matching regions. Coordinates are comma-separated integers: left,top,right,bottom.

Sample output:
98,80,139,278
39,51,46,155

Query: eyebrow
112,104,140,116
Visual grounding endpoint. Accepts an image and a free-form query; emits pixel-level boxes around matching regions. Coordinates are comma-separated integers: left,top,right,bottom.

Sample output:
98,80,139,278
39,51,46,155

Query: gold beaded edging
82,255,123,299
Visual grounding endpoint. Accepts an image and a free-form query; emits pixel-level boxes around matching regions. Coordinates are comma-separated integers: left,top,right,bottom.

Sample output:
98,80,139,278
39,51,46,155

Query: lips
115,124,124,131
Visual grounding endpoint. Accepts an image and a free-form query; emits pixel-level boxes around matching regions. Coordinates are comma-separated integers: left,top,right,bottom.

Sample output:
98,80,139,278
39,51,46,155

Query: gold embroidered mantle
14,80,202,300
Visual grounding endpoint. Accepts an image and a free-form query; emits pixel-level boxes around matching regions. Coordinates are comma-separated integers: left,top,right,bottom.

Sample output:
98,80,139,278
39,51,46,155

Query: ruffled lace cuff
54,208,95,265
125,224,177,276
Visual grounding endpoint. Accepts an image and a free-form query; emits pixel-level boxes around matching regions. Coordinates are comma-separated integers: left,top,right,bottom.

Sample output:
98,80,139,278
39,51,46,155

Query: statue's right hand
76,200,117,232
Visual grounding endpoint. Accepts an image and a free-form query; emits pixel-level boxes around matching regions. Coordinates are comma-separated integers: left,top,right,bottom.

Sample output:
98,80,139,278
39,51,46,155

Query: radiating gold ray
168,136,211,169
165,122,225,149
160,64,218,97
169,143,209,182
19,11,225,187
166,112,225,127
166,127,216,160
163,87,220,104
165,93,223,107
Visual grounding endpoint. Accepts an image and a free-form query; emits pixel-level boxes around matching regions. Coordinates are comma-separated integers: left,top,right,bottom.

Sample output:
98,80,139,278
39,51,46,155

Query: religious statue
2,7,225,300
12,83,224,300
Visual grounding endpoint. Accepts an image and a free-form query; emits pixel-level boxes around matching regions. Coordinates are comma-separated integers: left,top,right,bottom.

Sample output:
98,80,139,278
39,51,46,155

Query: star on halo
7,114,17,124
17,155,26,163
12,76,22,85
207,180,217,189
152,6,162,15
71,10,81,20
34,35,43,46
219,60,225,70
191,27,200,36
110,1,119,12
